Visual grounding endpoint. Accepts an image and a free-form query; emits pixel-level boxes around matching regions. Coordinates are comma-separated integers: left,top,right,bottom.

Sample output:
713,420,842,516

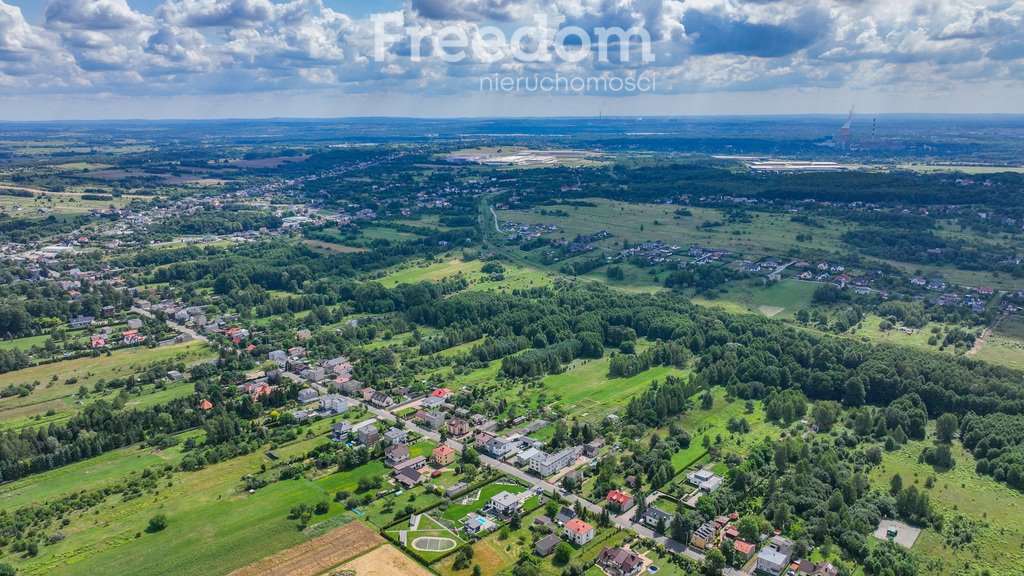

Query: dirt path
967,314,1006,356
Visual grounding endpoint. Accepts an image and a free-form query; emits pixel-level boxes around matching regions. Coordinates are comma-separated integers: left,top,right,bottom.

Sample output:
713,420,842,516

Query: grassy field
542,356,691,423
0,342,215,428
693,279,819,319
659,388,784,474
846,313,948,353
973,315,1024,370
376,257,551,292
868,436,1024,576
496,199,851,264
0,430,203,510
7,429,412,576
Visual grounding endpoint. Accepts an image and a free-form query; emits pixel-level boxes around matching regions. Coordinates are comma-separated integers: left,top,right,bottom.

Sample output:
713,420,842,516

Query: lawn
441,482,525,522
315,460,389,495
868,435,1024,575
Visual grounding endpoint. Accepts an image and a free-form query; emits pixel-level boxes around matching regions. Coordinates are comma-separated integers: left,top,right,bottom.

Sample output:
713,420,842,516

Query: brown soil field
227,521,384,576
332,544,432,576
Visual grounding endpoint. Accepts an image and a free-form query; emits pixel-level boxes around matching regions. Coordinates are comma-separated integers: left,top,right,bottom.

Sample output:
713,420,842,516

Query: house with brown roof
447,418,470,437
595,547,644,576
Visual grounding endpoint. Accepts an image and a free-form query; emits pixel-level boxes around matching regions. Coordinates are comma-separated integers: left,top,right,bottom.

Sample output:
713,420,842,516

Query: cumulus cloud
157,0,276,28
0,0,1017,101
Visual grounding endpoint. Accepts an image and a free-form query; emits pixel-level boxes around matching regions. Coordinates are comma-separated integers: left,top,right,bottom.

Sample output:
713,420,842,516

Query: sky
0,0,1022,120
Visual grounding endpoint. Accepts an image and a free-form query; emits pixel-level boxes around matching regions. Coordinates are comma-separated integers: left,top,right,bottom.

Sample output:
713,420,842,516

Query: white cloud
0,0,1016,106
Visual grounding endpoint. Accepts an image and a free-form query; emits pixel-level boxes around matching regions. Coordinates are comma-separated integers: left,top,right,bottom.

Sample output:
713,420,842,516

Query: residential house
690,520,719,549
357,426,380,446
330,422,352,442
463,513,497,537
197,399,213,411
70,315,95,329
393,456,426,473
126,318,143,330
297,388,319,404
420,396,445,409
595,547,644,576
429,387,453,400
475,430,497,449
583,438,605,458
605,489,635,512
385,443,410,467
529,446,582,477
563,518,595,546
489,491,524,517
301,367,325,382
555,507,576,525
642,506,673,531
432,445,457,466
268,350,287,367
483,434,516,457
383,427,408,445
515,447,543,467
756,548,789,576
370,391,394,408
423,411,446,430
447,418,470,437
733,540,756,561
534,534,562,557
320,394,349,415
686,469,724,493
756,536,795,576
394,467,422,488
334,378,362,395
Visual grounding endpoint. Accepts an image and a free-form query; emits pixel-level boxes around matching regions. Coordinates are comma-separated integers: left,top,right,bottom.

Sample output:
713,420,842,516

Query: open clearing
869,436,1024,575
337,544,433,576
227,521,382,576
871,519,921,549
973,315,1024,370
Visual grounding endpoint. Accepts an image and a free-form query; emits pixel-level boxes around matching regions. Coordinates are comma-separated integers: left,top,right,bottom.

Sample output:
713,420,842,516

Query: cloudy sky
0,0,1022,119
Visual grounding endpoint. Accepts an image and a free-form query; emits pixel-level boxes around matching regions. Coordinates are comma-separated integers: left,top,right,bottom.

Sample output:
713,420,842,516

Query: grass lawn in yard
441,482,526,522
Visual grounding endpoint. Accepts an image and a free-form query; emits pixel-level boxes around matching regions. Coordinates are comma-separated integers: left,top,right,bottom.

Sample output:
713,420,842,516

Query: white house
564,518,595,545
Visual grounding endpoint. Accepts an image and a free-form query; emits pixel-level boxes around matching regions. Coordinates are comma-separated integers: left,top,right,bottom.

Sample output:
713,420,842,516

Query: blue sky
1,0,1022,120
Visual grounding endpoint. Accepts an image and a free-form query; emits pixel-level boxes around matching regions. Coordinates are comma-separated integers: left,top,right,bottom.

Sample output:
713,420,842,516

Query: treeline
663,265,736,293
842,228,1020,275
401,285,1024,419
0,380,260,482
608,341,690,378
960,412,1024,490
624,374,698,427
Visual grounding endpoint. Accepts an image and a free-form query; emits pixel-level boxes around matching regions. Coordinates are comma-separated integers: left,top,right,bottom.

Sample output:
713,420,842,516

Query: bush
147,514,168,533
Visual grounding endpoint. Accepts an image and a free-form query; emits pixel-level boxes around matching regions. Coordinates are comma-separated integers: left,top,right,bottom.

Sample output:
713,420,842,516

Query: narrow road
353,398,691,554
131,307,209,342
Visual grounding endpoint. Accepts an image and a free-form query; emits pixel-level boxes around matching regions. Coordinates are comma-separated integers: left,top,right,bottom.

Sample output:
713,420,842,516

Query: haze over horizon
1,0,1023,120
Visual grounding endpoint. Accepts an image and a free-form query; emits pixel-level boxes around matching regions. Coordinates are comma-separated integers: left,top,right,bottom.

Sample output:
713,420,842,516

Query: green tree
935,413,958,443
890,474,903,496
553,542,573,565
